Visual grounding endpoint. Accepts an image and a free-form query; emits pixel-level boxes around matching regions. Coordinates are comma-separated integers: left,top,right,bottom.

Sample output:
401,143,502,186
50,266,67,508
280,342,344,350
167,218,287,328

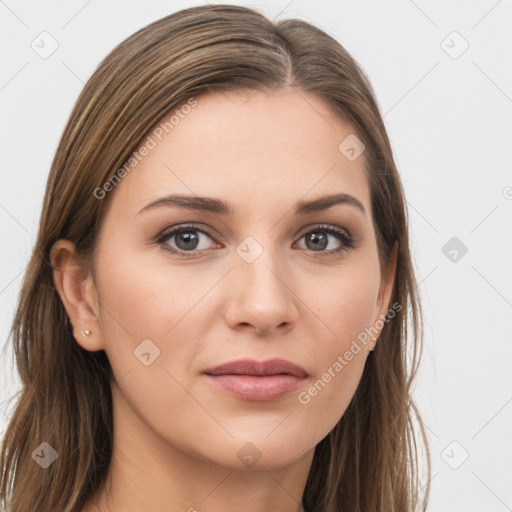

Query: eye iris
306,232,328,251
176,230,199,250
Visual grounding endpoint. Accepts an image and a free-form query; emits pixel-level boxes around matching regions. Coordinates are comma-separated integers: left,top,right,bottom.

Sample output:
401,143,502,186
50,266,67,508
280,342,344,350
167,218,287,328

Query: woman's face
79,88,396,469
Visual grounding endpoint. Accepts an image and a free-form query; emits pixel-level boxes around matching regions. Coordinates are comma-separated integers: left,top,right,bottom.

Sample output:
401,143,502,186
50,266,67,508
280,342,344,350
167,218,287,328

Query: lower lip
205,374,305,401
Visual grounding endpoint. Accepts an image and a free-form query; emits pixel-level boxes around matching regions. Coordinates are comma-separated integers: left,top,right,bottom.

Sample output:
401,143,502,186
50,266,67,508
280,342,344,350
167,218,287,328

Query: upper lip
204,358,308,378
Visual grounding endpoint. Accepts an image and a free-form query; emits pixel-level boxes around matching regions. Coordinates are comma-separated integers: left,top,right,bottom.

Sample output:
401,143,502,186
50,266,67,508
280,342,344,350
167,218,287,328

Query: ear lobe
50,239,103,351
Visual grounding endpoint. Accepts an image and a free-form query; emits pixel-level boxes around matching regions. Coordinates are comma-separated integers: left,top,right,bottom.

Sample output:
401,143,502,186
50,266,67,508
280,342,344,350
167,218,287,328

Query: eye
294,224,355,255
156,223,218,257
156,223,355,258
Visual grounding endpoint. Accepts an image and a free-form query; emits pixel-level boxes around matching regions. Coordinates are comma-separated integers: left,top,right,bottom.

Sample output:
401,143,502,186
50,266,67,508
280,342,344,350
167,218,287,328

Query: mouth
203,358,308,401
203,358,308,378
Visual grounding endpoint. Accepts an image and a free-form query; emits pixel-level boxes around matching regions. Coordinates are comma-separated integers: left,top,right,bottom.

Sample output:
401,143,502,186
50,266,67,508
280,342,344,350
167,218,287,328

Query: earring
370,335,377,352
82,329,92,337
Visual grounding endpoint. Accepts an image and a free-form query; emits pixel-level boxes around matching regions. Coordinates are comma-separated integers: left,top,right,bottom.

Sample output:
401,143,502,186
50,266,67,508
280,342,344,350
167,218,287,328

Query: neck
81,383,313,512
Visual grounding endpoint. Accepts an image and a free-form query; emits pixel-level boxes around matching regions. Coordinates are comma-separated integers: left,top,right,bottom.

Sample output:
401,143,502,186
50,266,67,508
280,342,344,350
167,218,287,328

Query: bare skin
51,87,397,512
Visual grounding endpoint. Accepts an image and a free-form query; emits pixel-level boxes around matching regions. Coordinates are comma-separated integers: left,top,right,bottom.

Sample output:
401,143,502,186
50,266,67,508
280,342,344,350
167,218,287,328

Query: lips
203,358,308,378
203,358,308,401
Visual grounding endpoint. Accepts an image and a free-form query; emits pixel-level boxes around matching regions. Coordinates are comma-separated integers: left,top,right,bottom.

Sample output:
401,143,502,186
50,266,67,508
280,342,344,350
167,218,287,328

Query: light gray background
1,1,511,510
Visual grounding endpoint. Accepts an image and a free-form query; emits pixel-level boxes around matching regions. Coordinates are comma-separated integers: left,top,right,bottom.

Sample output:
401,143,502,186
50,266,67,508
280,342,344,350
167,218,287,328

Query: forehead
108,88,371,219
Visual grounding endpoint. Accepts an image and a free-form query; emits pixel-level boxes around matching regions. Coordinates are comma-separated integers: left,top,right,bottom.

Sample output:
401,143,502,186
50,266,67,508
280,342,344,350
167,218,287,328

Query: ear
369,241,398,351
50,239,103,351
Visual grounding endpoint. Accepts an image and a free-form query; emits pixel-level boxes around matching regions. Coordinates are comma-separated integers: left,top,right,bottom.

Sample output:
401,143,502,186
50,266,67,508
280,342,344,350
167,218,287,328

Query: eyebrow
138,192,366,217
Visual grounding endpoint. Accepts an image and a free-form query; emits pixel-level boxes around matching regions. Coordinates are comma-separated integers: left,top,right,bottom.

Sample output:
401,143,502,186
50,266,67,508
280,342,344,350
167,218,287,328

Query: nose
224,246,299,335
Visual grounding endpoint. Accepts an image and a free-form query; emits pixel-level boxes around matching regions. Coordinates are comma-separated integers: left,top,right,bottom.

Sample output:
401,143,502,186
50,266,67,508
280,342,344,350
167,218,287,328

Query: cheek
294,259,379,428
305,258,380,353
297,290,374,438
95,243,206,335
93,243,225,382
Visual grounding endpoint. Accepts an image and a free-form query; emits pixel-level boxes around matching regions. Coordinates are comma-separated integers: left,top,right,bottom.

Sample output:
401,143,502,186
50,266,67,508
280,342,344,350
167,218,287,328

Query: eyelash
155,223,355,259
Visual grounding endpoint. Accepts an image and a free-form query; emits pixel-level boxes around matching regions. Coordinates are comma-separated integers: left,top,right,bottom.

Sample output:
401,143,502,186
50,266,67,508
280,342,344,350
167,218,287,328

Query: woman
0,4,431,511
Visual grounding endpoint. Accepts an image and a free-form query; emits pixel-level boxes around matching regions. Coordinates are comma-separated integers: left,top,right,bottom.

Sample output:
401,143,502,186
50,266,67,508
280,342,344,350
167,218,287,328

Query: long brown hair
0,4,430,511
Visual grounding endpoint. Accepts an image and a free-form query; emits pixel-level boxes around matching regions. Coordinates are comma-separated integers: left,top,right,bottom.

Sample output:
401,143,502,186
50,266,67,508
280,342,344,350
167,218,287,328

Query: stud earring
370,335,377,352
82,329,92,337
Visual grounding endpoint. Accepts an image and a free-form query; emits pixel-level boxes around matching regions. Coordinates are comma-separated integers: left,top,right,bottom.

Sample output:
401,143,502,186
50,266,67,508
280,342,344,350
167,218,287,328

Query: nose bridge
236,231,290,297
239,238,284,289
224,230,298,332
